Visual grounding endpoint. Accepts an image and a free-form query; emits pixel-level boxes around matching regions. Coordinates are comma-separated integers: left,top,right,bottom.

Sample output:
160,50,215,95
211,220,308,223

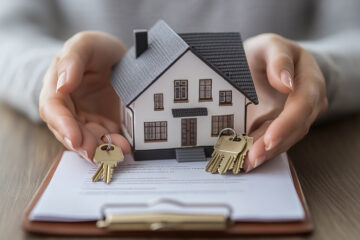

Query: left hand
39,31,131,163
243,34,328,172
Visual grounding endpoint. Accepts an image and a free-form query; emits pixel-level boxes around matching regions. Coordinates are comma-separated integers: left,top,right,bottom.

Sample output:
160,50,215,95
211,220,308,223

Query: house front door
181,118,197,146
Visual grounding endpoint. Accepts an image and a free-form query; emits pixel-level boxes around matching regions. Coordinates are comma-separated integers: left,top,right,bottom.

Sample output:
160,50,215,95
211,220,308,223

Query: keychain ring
101,134,112,151
218,128,237,141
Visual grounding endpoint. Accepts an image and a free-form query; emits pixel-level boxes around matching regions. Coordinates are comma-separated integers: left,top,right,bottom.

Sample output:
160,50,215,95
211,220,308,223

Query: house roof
179,32,258,104
111,20,188,106
172,108,208,118
110,20,258,106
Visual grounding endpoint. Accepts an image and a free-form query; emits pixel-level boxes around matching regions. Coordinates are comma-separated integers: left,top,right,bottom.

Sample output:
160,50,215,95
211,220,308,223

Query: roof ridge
110,20,258,106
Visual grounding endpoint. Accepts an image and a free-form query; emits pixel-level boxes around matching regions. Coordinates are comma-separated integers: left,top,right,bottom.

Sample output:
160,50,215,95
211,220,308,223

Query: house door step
175,147,207,162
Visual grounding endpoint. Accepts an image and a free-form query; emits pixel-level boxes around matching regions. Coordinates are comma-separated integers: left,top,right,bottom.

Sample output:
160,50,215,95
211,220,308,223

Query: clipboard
22,150,313,237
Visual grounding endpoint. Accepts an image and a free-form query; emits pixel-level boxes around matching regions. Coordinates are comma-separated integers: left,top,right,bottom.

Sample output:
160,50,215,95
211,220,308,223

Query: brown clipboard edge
22,150,313,237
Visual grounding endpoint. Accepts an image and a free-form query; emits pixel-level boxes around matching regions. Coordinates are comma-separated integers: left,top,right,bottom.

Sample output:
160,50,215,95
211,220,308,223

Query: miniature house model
111,20,258,161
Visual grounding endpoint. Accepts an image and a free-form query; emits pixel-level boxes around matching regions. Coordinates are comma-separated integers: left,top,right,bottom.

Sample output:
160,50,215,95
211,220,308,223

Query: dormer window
174,80,188,102
199,79,212,101
154,93,164,110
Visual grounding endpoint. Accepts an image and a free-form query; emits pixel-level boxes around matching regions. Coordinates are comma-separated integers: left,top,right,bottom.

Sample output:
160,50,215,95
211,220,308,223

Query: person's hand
39,31,131,163
243,34,328,172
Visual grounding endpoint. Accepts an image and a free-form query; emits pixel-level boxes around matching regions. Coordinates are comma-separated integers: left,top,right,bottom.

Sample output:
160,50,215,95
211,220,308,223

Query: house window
199,79,212,100
219,91,232,105
154,93,164,110
174,80,188,101
144,121,167,141
211,115,234,136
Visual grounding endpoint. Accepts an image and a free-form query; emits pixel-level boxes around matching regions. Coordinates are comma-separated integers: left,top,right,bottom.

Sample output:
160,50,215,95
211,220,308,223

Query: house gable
131,50,246,150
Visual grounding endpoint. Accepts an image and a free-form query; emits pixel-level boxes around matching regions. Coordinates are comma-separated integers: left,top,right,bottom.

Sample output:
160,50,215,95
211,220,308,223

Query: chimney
134,29,148,58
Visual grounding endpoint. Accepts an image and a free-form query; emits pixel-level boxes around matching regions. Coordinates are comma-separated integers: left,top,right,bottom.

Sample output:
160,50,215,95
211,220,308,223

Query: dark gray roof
172,108,208,118
179,33,258,104
111,20,188,106
111,20,258,106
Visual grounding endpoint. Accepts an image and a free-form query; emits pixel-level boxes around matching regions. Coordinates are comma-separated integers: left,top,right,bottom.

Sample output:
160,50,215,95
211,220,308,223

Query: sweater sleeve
0,0,63,122
299,30,360,121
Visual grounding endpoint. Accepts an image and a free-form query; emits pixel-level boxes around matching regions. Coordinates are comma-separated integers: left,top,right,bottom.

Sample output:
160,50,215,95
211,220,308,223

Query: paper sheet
30,152,305,222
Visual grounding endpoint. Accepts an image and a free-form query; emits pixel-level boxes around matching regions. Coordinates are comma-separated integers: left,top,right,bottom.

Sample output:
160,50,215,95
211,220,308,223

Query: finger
245,120,272,170
259,98,312,167
85,122,131,155
108,134,132,154
247,34,297,94
264,41,296,93
81,112,120,133
247,99,310,169
56,32,126,94
243,156,253,173
262,51,324,159
85,122,108,144
248,120,272,141
47,124,75,151
77,124,98,163
263,124,308,163
39,59,83,151
55,52,86,94
247,135,267,170
41,97,82,149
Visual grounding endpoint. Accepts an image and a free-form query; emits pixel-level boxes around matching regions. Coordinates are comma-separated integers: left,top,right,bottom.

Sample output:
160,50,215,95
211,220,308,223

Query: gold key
206,151,223,173
92,143,124,184
206,136,228,173
206,134,246,174
217,135,246,174
232,136,253,174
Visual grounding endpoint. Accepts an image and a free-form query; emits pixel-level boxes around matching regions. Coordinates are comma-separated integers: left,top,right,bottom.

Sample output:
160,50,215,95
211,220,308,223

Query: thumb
55,32,127,94
265,47,295,94
56,51,86,94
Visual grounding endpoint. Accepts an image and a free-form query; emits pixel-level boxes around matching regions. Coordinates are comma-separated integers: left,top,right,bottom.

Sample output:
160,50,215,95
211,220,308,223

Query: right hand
39,31,131,163
242,34,328,172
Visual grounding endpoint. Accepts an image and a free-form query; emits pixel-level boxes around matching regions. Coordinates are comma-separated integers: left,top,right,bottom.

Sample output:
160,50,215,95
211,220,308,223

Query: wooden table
0,102,359,240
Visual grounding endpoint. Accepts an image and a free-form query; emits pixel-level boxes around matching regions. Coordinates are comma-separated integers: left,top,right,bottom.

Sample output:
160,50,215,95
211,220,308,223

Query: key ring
218,128,237,141
101,134,112,151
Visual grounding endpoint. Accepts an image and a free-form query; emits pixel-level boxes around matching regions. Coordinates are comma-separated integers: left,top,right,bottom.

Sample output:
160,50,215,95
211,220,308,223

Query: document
30,152,305,222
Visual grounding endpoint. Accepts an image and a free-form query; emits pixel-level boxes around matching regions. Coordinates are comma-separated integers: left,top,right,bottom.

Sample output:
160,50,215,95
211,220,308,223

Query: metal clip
96,198,233,231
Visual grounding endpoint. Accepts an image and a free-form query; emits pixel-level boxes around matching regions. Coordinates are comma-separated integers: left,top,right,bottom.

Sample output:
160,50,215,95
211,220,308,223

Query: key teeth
102,164,116,184
205,152,220,172
233,146,251,174
92,163,104,182
211,155,223,174
218,156,228,174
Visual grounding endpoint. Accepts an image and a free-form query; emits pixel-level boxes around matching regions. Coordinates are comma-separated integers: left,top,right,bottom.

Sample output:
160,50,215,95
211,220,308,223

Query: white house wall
120,101,134,146
131,50,245,150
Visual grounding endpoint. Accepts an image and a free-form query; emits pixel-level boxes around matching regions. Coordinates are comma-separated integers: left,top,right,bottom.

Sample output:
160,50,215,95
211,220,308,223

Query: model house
110,20,258,161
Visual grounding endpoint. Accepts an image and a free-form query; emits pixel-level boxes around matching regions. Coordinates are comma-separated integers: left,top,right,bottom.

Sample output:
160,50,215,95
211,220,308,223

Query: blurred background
1,0,360,121
0,1,360,240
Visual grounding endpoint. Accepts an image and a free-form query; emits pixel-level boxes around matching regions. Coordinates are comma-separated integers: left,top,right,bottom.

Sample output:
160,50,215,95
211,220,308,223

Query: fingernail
280,70,294,90
264,137,282,151
64,137,74,151
56,72,66,93
265,142,272,151
254,155,266,168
